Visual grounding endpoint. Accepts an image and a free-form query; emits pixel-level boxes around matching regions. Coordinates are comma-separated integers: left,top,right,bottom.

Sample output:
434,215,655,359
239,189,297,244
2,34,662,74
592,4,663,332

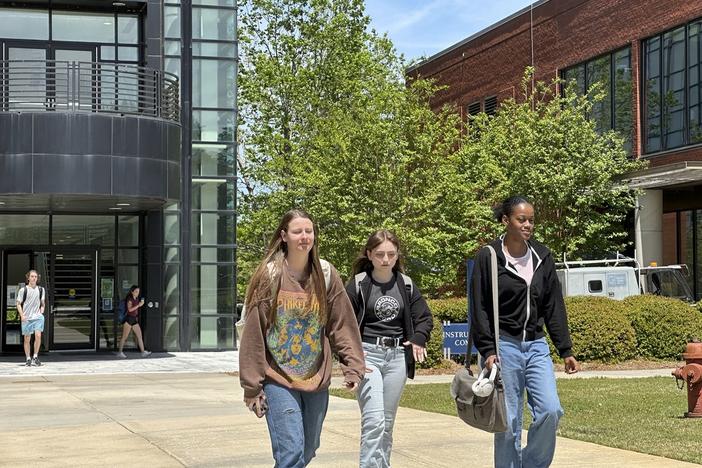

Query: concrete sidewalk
0,357,697,467
0,349,676,380
0,351,240,376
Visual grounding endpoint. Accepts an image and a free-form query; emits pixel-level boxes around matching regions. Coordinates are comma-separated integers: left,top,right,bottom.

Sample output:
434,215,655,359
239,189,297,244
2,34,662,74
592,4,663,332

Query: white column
635,189,663,267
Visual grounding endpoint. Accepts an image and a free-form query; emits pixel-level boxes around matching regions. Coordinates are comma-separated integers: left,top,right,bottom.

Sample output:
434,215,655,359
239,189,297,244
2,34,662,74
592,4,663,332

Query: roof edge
405,0,550,74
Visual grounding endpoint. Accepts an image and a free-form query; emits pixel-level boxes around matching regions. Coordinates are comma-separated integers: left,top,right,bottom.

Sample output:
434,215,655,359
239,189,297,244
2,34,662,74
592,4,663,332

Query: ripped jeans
263,382,329,468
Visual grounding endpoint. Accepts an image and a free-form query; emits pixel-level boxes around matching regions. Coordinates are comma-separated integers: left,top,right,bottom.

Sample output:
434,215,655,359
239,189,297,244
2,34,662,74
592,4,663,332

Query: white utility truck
556,256,695,302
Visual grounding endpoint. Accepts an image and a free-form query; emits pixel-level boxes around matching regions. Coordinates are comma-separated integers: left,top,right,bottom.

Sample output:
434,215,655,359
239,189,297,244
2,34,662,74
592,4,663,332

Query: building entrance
1,247,98,353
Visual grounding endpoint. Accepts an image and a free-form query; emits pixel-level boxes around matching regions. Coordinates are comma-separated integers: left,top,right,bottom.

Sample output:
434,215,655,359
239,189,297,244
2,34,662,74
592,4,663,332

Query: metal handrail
0,60,180,123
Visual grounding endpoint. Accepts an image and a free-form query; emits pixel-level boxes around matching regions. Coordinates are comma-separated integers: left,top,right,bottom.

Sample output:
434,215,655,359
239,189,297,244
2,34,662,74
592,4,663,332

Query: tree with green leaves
238,0,645,297
450,68,647,262
237,0,463,295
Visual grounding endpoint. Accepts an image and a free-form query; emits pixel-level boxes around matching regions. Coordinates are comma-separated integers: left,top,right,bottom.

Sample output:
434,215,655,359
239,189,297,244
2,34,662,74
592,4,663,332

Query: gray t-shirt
18,285,43,321
363,275,404,339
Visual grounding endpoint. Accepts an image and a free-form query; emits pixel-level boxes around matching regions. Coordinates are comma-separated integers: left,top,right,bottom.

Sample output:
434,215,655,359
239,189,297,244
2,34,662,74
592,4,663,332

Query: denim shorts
21,315,45,335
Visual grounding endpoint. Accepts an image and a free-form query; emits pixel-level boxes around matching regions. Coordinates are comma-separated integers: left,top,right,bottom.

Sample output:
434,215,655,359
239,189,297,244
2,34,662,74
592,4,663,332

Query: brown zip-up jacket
239,263,365,399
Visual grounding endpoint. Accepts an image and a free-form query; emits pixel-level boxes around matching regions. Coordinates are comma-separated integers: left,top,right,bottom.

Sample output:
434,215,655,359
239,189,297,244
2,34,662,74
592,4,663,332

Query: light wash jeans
493,336,563,468
263,382,329,468
357,342,407,468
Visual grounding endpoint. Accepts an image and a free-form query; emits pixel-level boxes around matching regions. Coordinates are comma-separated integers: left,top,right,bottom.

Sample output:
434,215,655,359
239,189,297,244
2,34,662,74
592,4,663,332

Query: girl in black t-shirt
345,230,433,468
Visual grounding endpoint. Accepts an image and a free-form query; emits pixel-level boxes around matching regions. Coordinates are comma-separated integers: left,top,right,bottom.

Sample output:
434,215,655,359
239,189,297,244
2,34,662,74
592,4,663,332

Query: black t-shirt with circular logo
363,274,404,339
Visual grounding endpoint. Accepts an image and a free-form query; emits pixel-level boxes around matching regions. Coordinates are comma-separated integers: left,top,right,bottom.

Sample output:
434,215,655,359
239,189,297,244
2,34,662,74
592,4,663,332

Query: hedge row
621,295,702,360
427,298,468,323
423,295,702,366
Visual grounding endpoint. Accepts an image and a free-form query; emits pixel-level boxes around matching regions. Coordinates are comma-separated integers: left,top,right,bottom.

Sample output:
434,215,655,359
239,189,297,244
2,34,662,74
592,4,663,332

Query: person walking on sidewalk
239,209,365,468
17,270,46,367
472,196,579,468
116,285,151,358
345,230,433,468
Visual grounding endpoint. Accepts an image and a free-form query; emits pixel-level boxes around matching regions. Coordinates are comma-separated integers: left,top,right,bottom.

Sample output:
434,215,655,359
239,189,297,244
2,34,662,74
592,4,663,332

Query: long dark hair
124,284,139,304
351,229,404,277
245,209,328,325
493,195,533,223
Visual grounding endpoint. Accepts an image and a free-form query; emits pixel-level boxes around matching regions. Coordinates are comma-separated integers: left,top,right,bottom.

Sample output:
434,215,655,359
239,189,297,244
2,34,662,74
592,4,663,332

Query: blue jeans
493,337,563,468
263,382,329,468
357,342,407,468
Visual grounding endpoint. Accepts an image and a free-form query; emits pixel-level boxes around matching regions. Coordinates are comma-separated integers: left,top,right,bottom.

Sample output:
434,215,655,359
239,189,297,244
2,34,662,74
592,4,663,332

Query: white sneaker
116,351,126,358
141,351,152,358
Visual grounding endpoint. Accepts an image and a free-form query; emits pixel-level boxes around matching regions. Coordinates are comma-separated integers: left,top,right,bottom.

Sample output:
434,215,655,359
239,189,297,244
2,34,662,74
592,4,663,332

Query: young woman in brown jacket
238,209,365,468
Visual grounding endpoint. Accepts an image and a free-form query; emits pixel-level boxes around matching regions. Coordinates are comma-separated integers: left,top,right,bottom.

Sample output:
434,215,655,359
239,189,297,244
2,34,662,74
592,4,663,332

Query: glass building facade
0,1,238,354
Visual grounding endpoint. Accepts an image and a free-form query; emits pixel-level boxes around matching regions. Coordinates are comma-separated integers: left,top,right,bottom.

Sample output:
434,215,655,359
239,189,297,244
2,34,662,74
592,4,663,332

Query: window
588,280,603,293
644,20,702,153
562,47,633,153
0,8,48,40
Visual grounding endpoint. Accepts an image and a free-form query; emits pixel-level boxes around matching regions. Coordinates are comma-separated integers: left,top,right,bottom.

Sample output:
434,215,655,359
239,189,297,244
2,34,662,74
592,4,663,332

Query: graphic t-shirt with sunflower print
266,266,324,389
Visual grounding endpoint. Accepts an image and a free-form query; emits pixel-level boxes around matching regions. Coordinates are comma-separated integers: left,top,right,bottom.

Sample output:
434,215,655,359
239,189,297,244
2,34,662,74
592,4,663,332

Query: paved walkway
0,350,676,380
0,352,696,467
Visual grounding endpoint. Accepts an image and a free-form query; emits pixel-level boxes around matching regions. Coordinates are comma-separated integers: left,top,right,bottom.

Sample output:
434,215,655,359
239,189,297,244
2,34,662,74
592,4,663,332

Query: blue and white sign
442,322,477,357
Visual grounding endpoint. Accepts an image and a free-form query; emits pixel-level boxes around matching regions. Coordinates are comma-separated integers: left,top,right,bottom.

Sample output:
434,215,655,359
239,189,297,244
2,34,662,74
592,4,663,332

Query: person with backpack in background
17,270,46,367
116,285,151,358
238,209,365,468
345,230,433,468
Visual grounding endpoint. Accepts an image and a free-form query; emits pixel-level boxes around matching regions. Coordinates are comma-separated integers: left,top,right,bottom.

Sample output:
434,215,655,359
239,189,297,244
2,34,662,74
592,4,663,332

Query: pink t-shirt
503,245,534,285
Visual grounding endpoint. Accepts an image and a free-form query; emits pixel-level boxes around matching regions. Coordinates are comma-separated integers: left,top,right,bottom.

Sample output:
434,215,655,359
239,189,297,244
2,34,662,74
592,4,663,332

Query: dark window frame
561,46,633,151
642,18,702,154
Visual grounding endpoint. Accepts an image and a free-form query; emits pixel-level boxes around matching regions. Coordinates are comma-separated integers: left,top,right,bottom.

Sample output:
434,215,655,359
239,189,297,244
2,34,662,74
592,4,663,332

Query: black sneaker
32,357,42,367
25,358,32,367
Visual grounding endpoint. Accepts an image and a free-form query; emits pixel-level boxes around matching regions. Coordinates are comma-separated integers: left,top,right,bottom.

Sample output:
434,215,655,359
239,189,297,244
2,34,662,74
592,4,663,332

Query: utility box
556,266,640,300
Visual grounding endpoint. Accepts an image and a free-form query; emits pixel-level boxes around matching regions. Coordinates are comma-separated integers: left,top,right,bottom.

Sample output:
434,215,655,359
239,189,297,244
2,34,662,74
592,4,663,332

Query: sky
365,0,536,62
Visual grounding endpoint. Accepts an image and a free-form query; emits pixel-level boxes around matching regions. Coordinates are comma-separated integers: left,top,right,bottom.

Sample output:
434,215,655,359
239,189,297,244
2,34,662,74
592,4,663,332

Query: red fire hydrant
672,340,702,418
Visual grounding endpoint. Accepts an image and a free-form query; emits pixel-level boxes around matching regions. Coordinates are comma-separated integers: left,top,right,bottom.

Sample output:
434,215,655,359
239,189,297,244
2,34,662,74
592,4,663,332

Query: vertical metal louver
467,101,482,116
484,95,498,115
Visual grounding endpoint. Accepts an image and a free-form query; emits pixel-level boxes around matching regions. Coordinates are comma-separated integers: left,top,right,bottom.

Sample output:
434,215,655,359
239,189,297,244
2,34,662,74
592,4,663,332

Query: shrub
417,317,445,369
622,295,702,360
427,297,468,323
553,296,637,363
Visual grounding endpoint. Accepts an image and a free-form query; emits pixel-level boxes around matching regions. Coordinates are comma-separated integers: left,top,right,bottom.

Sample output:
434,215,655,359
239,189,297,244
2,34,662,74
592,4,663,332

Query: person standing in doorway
17,270,46,367
472,196,579,468
345,230,433,468
116,285,151,358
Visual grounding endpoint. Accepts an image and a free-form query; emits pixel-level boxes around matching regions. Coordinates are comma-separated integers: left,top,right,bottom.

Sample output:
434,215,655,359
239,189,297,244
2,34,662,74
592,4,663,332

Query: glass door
49,249,97,350
53,46,96,111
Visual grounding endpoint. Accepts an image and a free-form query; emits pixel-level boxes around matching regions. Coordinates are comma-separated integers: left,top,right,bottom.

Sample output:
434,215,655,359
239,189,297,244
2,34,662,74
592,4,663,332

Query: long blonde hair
244,209,328,326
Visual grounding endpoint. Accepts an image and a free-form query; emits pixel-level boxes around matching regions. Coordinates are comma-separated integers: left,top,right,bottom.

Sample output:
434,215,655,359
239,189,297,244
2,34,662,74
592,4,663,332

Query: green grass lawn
331,377,702,465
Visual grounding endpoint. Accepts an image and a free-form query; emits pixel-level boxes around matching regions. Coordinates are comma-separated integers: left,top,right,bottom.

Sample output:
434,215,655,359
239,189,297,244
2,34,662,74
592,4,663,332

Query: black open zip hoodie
471,236,573,359
345,271,433,379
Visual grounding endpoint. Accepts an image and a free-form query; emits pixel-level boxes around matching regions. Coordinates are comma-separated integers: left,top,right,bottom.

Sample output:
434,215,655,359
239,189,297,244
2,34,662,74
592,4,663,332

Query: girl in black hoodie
472,196,578,468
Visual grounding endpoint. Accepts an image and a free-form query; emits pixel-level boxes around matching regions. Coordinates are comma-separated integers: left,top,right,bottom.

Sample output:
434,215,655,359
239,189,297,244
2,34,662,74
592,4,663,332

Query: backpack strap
400,272,413,296
266,262,281,303
319,259,332,292
354,272,367,296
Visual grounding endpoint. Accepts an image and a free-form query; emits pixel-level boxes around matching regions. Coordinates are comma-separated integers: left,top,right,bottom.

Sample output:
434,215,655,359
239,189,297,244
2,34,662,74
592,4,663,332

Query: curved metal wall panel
0,112,181,204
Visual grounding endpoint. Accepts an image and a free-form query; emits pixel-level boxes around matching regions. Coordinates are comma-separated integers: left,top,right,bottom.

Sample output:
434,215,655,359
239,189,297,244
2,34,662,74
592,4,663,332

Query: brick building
409,0,702,300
